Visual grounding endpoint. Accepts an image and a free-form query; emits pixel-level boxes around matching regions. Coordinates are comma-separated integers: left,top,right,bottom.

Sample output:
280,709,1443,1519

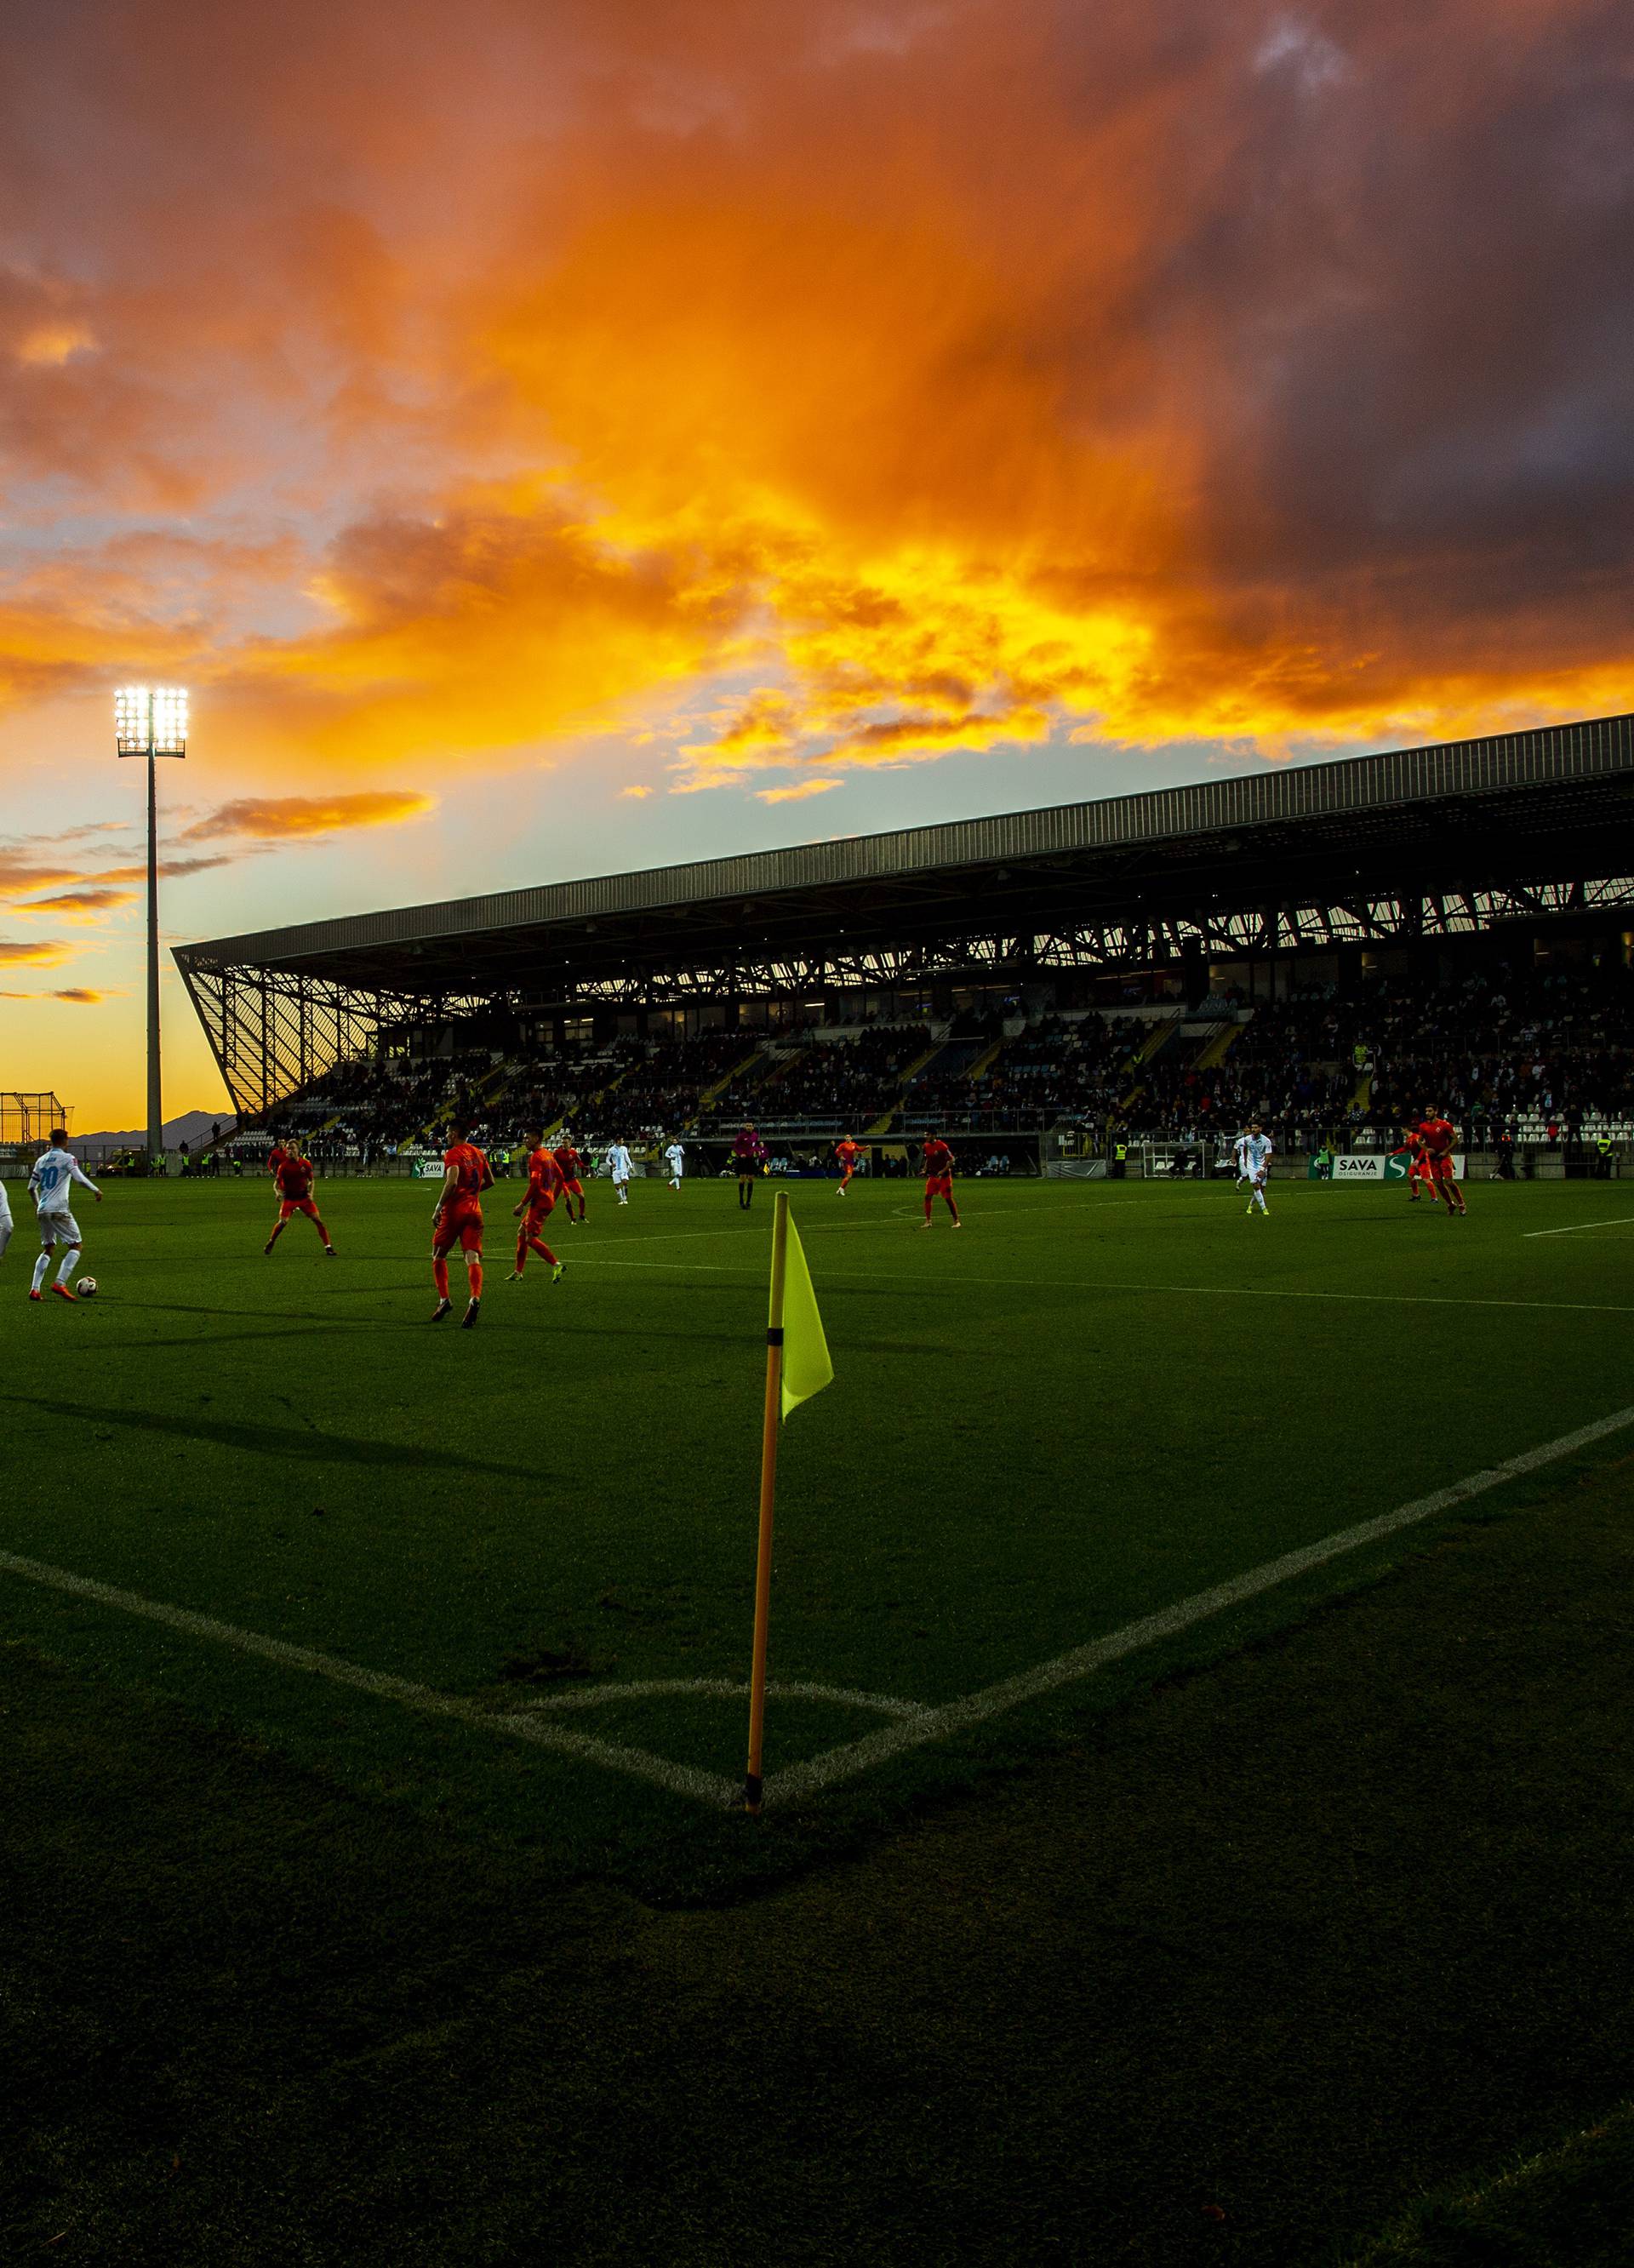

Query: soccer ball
75,1277,97,1298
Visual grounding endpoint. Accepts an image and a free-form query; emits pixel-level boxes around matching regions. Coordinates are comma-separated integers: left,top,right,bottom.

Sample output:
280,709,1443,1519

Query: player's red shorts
562,1179,584,1199
524,1194,557,1227
434,1199,483,1254
278,1197,319,1220
1425,1153,1455,1180
924,1174,953,1199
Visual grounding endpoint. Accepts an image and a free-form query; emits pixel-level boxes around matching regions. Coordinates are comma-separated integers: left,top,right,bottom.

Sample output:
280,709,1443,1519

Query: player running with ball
431,1117,492,1327
26,1130,101,1302
919,1132,962,1228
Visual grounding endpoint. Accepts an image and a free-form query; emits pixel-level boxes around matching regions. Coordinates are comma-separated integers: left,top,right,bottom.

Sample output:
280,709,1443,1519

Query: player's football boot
49,1282,77,1301
263,1240,276,1254
27,1288,43,1301
430,1298,453,1323
324,1244,337,1256
951,1218,963,1228
460,1299,481,1329
551,1261,565,1283
505,1268,524,1282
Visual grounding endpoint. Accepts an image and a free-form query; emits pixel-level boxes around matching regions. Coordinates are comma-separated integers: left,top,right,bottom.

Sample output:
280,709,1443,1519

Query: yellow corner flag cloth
779,1209,833,1420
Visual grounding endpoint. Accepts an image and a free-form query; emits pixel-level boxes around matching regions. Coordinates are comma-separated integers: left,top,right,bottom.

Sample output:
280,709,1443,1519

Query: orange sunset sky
2,0,1631,1126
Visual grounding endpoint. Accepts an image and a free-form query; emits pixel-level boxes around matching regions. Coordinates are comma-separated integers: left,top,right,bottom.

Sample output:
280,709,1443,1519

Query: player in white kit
607,1140,634,1205
664,1140,684,1191
26,1131,101,1300
1242,1123,1273,1216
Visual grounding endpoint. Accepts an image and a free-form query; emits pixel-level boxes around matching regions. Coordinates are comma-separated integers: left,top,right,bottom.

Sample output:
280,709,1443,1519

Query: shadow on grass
0,1394,546,1482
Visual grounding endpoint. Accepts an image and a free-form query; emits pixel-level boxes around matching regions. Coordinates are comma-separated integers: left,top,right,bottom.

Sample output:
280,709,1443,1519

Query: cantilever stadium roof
178,712,1634,998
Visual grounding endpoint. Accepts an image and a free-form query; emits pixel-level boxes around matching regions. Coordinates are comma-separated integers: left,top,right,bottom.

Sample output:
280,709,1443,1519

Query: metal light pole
114,686,188,1170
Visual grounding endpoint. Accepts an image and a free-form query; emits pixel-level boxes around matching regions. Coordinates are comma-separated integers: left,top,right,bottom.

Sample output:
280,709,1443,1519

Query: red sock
514,1234,527,1271
312,1215,329,1242
528,1236,557,1266
432,1257,449,1298
469,1261,483,1299
946,1199,960,1221
923,1197,933,1220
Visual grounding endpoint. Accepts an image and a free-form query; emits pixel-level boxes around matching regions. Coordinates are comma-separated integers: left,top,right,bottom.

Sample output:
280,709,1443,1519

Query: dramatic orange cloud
181,790,437,842
0,985,121,1003
757,778,843,804
0,939,69,967
18,888,140,920
0,0,1630,793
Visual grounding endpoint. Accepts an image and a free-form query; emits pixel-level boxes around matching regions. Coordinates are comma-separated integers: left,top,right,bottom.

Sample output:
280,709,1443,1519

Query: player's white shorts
668,1162,684,1179
38,1207,82,1247
611,1174,630,1187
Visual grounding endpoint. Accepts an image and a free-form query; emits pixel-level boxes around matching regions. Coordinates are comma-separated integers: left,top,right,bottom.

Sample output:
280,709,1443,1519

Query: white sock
32,1250,51,1292
56,1246,79,1283
0,1220,11,1260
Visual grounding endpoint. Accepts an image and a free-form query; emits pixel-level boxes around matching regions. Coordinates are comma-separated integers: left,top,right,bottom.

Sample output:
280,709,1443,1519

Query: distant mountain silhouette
75,1109,237,1152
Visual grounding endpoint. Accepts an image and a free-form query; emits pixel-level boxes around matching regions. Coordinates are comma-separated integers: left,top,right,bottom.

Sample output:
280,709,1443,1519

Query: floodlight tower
114,685,188,1169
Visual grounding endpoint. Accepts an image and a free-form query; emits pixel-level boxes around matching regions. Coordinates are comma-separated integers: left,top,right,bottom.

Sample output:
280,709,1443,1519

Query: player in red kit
552,1136,587,1223
263,1151,335,1256
834,1137,862,1196
508,1127,568,1283
1418,1112,1466,1216
266,1136,290,1184
1391,1124,1434,1204
919,1132,962,1227
431,1117,492,1325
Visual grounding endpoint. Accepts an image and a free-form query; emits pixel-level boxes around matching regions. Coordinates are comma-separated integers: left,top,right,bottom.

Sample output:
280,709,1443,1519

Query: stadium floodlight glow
115,683,188,757
113,684,191,1169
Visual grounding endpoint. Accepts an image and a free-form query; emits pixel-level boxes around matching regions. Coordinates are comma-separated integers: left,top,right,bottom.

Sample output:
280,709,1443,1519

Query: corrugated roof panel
180,711,1634,969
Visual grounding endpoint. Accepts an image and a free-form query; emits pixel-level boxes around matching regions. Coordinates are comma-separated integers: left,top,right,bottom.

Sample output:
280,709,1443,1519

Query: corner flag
745,1190,835,1813
779,1207,833,1420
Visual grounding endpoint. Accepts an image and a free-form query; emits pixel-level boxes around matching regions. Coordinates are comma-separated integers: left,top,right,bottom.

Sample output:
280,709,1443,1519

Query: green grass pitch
5,1168,1632,1897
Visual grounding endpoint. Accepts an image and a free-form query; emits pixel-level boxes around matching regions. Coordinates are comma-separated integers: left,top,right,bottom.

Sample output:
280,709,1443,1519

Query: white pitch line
511,1675,928,1722
568,1253,1634,1319
1524,1214,1634,1239
0,1549,736,1809
557,1197,1149,1254
763,1402,1634,1807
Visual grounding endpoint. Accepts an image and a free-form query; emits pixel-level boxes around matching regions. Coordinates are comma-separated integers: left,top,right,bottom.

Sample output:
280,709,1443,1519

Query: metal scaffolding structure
0,1093,71,1146
177,960,479,1120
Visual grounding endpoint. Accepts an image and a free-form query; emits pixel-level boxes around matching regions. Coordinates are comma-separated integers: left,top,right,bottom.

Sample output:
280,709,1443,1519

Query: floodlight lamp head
115,682,188,757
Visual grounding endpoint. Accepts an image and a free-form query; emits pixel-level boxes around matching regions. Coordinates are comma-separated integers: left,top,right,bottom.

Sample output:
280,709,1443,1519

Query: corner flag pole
744,1189,790,1816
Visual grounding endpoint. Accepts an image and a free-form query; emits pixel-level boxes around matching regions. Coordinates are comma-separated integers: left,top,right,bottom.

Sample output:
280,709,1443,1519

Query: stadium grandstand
176,711,1634,1172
